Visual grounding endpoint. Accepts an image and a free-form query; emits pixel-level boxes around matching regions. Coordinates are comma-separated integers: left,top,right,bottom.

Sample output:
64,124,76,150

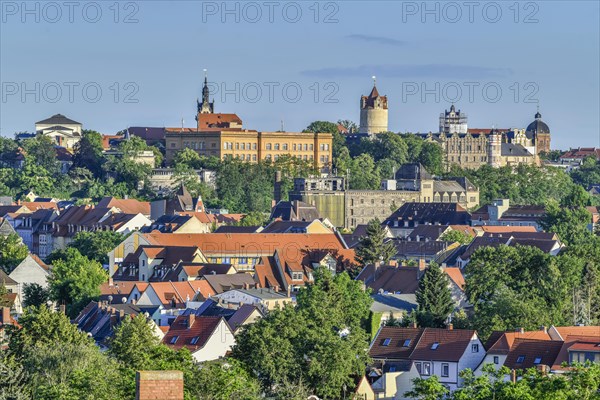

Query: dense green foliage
439,229,473,245
406,364,600,400
0,233,28,273
416,264,454,328
355,219,397,266
47,248,108,317
232,269,373,398
22,283,50,308
67,231,124,265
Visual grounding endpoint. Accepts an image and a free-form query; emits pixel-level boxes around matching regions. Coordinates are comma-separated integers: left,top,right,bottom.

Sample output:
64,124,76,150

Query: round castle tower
359,77,388,134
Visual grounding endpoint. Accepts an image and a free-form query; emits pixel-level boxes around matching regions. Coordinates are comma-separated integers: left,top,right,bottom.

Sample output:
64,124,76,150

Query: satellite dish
121,297,127,304
108,295,113,303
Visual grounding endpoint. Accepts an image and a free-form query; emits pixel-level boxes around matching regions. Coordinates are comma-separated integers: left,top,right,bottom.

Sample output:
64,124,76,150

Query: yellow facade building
165,77,332,172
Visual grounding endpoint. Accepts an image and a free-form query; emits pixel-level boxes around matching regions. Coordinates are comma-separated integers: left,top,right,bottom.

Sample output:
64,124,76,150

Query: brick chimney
447,323,453,330
136,371,183,400
0,307,10,324
187,314,195,328
412,320,418,329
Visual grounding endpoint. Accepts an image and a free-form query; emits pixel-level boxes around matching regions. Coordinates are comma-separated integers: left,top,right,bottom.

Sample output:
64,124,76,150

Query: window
169,336,179,344
303,144,308,151
471,344,479,353
252,154,257,161
190,336,200,345
402,339,411,347
431,342,439,350
252,143,257,150
283,143,288,150
415,362,422,374
389,366,396,372
266,143,272,150
293,144,297,151
422,362,431,376
309,144,313,150
493,356,499,364
274,143,280,150
441,363,449,377
382,338,391,346
533,357,542,365
516,355,525,364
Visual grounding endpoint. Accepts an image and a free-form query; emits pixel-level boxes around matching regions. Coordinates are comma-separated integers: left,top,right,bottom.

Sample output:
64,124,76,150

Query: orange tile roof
196,113,242,129
22,202,58,211
99,281,144,297
487,330,552,354
553,326,600,340
444,268,465,290
448,225,477,237
96,197,150,215
147,281,214,307
142,232,347,255
478,226,537,233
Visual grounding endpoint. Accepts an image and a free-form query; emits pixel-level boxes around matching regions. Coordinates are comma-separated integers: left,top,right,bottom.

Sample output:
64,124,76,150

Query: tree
439,229,473,245
21,135,59,174
0,281,12,308
22,283,50,308
109,313,160,368
541,199,592,245
172,147,202,169
416,264,454,328
0,233,28,273
348,153,380,190
48,248,107,317
355,219,397,266
238,211,267,227
72,130,105,177
232,269,372,398
404,375,449,400
68,231,124,265
193,359,262,400
0,352,30,400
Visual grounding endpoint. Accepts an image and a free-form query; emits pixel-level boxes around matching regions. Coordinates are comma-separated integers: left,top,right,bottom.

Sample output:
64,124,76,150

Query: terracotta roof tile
162,315,223,350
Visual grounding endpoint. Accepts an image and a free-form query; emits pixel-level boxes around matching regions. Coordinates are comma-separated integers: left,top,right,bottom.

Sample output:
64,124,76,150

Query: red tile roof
444,268,465,290
162,315,224,350
96,197,150,215
503,339,564,369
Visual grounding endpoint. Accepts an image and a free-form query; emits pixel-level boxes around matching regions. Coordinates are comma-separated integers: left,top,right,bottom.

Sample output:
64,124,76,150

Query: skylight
403,339,411,347
190,336,199,345
170,336,179,344
516,355,525,363
533,357,542,365
383,338,391,346
431,342,439,350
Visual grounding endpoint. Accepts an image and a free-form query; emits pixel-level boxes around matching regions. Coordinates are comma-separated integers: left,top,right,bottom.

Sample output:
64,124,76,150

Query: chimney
0,307,10,324
119,309,125,319
109,277,114,286
412,321,418,329
136,371,183,400
516,327,525,334
59,304,66,314
448,323,453,330
541,326,547,334
286,285,292,297
187,314,195,328
511,369,516,384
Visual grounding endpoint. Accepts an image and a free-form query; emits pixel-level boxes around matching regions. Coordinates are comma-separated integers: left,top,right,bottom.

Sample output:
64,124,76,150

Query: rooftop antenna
280,118,285,132
181,118,184,132
203,68,207,80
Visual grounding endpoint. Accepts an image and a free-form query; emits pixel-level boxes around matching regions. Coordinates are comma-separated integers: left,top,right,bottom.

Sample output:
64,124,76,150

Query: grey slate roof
501,143,533,157
35,114,81,125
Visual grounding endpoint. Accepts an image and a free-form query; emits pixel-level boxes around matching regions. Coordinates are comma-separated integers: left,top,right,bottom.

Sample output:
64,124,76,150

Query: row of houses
360,324,600,399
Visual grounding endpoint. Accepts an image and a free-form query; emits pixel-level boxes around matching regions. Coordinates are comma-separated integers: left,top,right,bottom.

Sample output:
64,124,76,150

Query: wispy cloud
300,64,514,80
345,34,406,47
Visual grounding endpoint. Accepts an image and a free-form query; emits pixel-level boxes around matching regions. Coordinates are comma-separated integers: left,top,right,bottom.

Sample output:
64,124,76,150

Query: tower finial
372,75,376,87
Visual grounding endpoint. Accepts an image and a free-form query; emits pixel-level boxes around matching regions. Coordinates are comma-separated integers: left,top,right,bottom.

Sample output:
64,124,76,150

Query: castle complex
419,106,551,170
165,75,333,172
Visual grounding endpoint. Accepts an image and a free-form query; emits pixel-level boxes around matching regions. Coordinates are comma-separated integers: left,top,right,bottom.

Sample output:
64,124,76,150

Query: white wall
192,319,236,362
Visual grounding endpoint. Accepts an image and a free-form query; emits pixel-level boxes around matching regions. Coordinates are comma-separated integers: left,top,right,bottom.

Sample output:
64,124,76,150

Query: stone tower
196,72,214,116
488,129,503,168
359,78,388,134
526,109,551,155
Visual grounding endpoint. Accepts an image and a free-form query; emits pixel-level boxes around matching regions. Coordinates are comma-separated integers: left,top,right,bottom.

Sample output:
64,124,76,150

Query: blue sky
1,0,599,149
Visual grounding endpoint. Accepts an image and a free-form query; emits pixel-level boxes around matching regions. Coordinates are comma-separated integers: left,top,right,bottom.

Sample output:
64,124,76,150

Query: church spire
197,69,214,115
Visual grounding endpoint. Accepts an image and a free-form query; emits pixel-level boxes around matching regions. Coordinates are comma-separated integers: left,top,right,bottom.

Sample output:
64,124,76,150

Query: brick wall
136,371,184,400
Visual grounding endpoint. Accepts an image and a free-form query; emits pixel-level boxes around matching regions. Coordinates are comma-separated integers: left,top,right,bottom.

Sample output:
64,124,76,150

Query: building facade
290,164,479,229
35,113,82,149
165,78,332,172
